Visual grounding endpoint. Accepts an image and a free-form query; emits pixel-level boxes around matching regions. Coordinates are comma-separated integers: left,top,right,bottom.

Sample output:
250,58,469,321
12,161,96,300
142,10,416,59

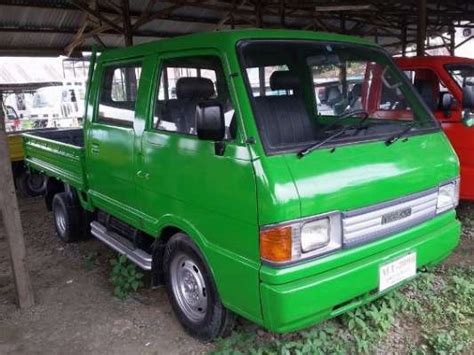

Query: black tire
16,171,47,197
52,192,84,243
163,233,235,341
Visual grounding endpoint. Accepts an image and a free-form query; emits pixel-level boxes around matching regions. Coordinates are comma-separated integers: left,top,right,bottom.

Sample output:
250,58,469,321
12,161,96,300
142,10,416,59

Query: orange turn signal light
260,226,292,262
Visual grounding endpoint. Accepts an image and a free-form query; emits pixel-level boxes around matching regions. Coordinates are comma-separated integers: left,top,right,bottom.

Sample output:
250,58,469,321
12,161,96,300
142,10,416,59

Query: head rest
351,83,362,96
414,79,436,109
414,79,433,96
270,71,301,91
176,77,215,99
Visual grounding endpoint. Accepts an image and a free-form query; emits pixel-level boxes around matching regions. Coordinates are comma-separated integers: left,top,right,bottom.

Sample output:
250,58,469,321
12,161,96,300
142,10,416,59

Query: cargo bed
22,128,86,190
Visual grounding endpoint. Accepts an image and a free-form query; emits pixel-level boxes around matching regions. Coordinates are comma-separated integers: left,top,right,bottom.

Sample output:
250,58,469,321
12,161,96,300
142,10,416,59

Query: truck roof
99,29,377,62
395,55,474,67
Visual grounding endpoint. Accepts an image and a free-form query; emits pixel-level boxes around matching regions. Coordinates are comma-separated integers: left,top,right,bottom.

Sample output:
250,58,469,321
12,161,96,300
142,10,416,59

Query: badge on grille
381,208,412,225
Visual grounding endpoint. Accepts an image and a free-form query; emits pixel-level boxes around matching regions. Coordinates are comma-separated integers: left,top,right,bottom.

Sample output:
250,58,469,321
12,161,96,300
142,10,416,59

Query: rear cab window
97,63,142,127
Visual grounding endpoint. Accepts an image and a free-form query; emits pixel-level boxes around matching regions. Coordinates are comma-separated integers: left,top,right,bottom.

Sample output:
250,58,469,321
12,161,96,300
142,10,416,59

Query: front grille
342,188,438,246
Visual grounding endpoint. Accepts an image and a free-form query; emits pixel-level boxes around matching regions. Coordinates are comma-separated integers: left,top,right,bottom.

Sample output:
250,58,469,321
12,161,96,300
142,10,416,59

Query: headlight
301,219,330,252
436,179,460,214
260,212,341,265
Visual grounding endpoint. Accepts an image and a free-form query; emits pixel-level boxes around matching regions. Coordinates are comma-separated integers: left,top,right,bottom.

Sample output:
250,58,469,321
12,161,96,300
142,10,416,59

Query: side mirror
196,103,225,142
440,93,453,113
5,106,17,120
462,86,474,127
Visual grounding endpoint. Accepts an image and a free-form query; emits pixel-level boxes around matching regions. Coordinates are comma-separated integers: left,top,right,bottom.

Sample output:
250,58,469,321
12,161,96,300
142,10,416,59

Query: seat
253,71,315,148
348,83,362,110
160,77,215,134
326,85,343,107
414,79,436,111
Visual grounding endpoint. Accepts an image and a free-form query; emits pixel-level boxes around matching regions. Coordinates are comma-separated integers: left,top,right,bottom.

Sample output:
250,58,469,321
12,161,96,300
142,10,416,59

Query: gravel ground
0,197,210,355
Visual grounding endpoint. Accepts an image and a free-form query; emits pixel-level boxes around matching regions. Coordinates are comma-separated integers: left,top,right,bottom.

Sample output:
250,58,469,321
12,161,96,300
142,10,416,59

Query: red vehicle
396,56,474,200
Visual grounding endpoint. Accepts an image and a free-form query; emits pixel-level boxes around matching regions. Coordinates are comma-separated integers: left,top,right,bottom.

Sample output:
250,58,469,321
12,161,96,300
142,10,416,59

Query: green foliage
212,265,474,354
342,297,396,353
424,329,471,354
212,322,349,355
109,254,144,300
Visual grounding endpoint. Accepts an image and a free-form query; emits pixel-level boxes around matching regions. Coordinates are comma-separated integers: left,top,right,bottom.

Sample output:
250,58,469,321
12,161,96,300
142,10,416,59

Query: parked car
23,30,460,340
396,56,474,200
4,105,21,131
1,103,47,196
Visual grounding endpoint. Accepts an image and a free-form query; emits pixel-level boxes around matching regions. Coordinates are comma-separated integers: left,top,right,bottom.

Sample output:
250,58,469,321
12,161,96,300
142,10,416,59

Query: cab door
405,66,474,199
86,60,145,223
135,50,261,322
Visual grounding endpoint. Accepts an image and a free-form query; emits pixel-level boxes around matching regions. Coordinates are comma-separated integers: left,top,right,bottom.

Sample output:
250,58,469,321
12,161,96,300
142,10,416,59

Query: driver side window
404,69,448,112
153,56,237,140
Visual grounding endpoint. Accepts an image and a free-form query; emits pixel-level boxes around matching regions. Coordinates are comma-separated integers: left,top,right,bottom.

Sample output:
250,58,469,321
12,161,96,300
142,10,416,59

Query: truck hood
284,132,458,218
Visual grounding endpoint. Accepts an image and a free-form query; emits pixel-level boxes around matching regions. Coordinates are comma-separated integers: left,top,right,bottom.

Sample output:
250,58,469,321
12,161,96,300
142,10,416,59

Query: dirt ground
0,197,472,354
0,197,210,355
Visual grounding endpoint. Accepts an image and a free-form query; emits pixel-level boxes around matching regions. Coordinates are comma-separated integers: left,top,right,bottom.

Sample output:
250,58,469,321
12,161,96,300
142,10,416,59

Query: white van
30,83,85,128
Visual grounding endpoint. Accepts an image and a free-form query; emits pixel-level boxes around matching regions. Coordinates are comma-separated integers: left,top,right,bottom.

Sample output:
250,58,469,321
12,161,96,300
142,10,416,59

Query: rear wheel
16,171,47,197
52,192,84,243
163,233,234,341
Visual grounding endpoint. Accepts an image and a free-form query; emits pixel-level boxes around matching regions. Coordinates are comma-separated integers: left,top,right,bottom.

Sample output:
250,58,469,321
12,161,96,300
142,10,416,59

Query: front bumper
259,211,460,333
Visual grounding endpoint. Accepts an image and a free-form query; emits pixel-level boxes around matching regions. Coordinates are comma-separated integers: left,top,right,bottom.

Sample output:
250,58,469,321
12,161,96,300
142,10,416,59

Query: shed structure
0,1,472,57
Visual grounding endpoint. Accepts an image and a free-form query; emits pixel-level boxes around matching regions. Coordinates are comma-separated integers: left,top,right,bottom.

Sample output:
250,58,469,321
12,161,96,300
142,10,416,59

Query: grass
212,207,474,354
213,266,473,355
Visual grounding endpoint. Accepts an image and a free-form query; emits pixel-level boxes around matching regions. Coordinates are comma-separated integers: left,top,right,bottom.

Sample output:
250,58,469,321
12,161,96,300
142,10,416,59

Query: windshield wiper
297,124,362,158
385,122,416,146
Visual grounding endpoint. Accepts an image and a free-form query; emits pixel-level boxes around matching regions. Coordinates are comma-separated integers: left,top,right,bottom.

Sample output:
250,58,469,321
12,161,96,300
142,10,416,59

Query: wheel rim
55,205,67,237
27,174,46,192
170,254,207,322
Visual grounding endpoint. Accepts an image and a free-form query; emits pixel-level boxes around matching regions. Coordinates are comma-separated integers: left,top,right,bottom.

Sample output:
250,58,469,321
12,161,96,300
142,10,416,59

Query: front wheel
163,233,234,341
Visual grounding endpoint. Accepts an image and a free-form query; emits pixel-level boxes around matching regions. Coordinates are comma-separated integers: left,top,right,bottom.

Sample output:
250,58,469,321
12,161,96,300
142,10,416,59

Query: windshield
446,63,474,89
239,40,437,153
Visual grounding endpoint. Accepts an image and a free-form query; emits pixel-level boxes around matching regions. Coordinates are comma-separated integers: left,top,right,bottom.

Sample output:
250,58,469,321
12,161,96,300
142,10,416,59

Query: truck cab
23,30,461,340
396,56,474,200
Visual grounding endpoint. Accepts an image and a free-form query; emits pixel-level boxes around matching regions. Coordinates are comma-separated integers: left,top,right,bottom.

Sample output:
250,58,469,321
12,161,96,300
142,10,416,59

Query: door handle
136,170,150,180
91,143,100,154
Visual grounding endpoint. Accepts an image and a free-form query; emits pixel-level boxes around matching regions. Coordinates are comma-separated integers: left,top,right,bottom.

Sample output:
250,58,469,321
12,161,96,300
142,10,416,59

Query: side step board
90,221,152,270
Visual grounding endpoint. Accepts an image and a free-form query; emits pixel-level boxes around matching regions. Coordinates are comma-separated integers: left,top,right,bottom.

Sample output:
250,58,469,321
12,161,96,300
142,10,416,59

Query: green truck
23,30,461,340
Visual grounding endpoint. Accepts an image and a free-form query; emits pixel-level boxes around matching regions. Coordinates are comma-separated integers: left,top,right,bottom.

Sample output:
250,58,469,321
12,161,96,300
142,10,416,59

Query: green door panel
138,131,262,321
86,59,150,225
87,124,136,209
134,49,263,323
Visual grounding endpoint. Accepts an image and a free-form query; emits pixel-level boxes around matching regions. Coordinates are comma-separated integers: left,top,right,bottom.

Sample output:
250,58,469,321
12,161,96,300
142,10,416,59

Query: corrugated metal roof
0,0,472,56
0,58,63,83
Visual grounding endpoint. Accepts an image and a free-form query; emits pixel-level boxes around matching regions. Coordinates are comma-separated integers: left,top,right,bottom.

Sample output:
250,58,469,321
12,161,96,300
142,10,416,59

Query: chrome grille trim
342,188,438,247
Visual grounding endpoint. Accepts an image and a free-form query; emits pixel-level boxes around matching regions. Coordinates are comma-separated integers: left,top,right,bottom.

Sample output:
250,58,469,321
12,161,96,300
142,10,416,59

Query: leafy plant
110,254,144,300
424,329,471,354
212,263,474,354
